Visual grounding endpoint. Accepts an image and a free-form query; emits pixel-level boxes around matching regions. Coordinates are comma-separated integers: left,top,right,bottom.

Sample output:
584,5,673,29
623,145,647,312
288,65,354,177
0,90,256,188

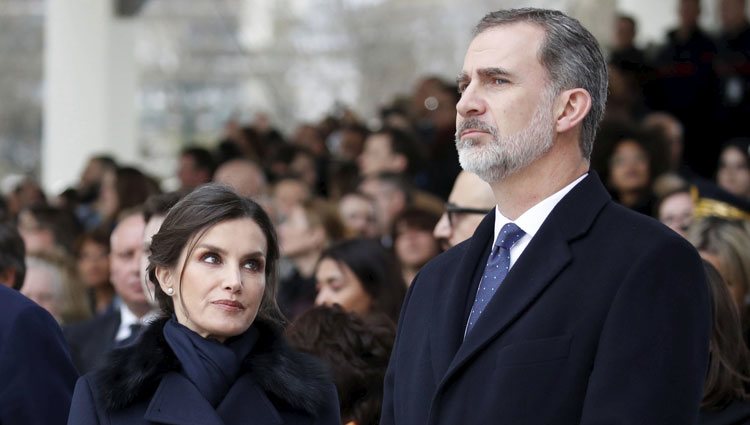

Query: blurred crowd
2,0,750,423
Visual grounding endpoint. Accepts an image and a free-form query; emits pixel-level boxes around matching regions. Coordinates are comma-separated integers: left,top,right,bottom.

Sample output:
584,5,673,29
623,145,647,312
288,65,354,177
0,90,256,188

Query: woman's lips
212,300,246,311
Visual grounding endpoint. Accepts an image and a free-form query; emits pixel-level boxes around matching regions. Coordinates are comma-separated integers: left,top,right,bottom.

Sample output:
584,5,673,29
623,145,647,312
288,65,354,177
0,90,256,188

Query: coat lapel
434,172,611,392
144,372,226,425
429,210,495,383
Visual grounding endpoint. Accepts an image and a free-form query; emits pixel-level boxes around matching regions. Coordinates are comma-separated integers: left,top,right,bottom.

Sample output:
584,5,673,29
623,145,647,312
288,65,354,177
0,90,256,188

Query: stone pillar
43,0,137,193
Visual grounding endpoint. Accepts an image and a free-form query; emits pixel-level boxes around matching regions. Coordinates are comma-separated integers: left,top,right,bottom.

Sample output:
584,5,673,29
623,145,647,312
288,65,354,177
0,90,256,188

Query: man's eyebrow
476,67,515,80
456,67,516,86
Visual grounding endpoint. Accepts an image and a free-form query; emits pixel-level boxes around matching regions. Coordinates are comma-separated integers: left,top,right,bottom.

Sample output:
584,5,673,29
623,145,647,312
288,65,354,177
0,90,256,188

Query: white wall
43,0,137,194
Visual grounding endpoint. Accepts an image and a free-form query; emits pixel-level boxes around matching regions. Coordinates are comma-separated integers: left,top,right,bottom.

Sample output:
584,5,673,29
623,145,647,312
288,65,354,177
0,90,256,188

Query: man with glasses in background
433,171,495,250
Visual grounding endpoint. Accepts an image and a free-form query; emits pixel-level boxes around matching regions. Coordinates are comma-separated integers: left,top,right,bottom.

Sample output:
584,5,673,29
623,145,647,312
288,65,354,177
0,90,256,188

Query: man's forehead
461,23,544,73
111,215,145,244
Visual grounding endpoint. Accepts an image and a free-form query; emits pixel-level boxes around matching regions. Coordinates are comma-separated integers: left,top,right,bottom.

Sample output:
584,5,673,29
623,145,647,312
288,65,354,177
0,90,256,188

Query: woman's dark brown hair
702,260,750,410
317,238,406,322
286,305,395,425
146,184,283,326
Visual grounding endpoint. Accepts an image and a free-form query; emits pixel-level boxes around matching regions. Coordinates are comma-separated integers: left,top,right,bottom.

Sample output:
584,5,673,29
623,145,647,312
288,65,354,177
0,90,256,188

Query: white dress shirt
115,304,159,342
492,173,587,269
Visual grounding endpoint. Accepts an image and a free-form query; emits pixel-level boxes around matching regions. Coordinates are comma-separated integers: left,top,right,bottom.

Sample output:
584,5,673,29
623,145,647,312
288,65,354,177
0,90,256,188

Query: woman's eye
201,253,221,264
243,259,263,272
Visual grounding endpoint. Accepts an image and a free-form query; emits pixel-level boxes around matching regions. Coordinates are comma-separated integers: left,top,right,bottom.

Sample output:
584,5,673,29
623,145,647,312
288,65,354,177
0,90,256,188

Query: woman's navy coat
67,316,341,425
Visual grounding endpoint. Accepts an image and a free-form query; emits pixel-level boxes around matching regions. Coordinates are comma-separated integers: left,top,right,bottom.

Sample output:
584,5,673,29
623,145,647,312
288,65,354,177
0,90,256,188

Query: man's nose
456,83,486,118
433,213,451,240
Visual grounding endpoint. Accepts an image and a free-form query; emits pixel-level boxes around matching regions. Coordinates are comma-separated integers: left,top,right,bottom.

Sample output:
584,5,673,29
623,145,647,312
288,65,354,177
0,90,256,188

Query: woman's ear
555,88,592,134
155,266,173,294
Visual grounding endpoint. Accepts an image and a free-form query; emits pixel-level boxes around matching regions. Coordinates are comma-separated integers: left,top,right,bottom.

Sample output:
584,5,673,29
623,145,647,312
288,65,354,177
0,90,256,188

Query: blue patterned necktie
465,223,526,334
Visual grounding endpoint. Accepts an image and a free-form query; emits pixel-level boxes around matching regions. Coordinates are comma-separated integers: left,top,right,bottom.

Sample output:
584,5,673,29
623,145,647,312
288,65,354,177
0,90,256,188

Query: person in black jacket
0,222,78,425
67,184,340,425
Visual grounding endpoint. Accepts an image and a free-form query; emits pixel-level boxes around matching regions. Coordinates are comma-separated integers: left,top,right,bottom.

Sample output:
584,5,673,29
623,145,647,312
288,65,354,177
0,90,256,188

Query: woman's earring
166,287,174,296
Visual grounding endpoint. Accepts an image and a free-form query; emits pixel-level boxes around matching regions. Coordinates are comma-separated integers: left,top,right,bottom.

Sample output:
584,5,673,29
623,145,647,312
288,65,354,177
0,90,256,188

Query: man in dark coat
381,8,710,425
0,223,78,424
65,211,155,374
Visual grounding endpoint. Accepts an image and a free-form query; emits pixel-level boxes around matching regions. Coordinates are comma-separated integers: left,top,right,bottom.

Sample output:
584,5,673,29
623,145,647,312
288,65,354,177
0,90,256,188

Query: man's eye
493,78,507,85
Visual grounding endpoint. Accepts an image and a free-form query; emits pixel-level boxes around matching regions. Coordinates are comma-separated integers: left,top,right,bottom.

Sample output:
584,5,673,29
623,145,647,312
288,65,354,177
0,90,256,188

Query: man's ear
155,266,173,293
554,88,592,134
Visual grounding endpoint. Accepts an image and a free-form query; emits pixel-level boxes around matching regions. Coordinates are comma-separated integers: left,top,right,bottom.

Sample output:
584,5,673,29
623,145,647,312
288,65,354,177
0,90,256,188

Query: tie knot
495,223,525,250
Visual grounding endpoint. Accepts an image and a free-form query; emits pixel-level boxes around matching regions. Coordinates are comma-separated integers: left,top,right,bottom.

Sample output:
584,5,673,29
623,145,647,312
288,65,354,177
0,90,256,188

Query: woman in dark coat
67,184,340,425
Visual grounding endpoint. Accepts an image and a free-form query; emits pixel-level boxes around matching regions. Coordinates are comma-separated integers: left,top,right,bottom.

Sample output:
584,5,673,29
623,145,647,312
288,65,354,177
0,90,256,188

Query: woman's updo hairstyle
147,184,283,325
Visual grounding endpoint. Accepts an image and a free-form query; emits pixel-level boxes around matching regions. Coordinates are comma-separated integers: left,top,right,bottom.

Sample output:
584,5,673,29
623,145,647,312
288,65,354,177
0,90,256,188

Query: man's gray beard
455,101,555,183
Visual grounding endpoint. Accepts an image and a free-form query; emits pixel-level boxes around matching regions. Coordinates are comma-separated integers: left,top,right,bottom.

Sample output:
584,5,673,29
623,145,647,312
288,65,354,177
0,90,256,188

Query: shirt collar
494,173,587,240
117,304,159,341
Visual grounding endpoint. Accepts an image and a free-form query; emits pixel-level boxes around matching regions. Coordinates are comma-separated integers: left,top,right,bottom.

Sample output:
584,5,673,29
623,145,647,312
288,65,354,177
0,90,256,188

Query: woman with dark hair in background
276,198,346,320
592,121,670,216
97,166,160,229
314,238,406,323
391,208,440,285
717,138,750,202
287,305,395,425
68,184,339,425
700,260,750,424
75,228,115,315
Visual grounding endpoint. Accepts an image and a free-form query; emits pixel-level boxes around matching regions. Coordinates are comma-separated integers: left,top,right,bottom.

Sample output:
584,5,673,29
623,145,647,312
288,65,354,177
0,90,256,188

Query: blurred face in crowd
658,192,694,238
455,23,556,183
717,146,750,199
177,154,210,190
338,128,366,161
290,153,318,190
394,223,440,270
719,0,747,32
111,214,149,316
609,140,650,193
141,214,166,306
77,239,110,288
434,172,495,250
272,179,310,220
277,204,324,259
315,258,372,316
358,134,404,177
80,158,106,190
22,262,62,322
679,0,701,29
17,210,54,256
359,178,407,233
338,194,379,238
214,160,267,199
99,169,119,219
156,218,267,342
614,17,636,49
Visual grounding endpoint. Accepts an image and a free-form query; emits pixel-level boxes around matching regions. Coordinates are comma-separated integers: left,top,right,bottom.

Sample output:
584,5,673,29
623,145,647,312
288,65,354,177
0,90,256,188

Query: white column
43,0,138,194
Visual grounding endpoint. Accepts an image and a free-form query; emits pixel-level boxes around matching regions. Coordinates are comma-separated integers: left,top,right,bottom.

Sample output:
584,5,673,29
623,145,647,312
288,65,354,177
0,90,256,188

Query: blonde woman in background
22,252,91,324
688,216,750,333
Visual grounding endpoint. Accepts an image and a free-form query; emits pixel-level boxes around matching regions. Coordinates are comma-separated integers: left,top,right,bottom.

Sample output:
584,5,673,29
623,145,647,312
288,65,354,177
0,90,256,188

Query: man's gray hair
473,8,608,159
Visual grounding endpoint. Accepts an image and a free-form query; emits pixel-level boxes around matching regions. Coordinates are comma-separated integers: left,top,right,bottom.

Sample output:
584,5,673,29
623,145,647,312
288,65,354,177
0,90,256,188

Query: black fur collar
96,316,331,416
